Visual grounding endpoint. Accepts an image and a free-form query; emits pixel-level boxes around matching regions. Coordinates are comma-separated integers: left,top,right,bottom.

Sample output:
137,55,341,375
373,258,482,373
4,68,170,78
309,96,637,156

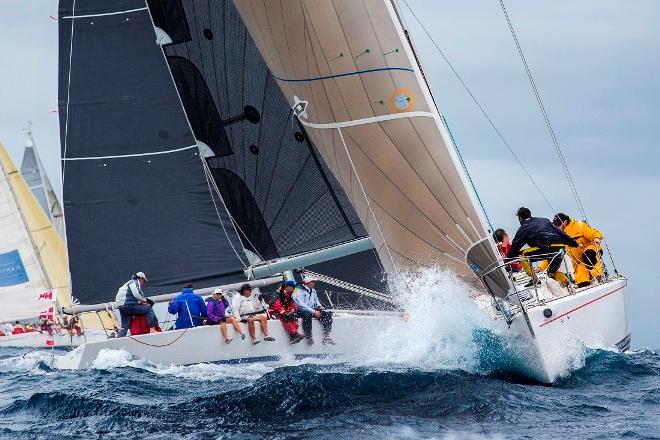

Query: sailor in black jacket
507,207,578,285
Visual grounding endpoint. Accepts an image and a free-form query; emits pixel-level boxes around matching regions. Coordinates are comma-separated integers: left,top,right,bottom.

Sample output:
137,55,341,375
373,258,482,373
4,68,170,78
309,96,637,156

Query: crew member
494,228,522,271
507,207,578,286
206,288,245,343
115,272,158,337
269,281,304,344
294,275,334,345
168,283,207,329
231,283,275,345
553,213,605,287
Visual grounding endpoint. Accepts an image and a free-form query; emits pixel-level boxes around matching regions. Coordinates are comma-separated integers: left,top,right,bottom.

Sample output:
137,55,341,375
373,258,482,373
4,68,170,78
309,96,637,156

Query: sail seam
299,111,434,130
272,67,414,83
62,7,148,19
62,145,198,161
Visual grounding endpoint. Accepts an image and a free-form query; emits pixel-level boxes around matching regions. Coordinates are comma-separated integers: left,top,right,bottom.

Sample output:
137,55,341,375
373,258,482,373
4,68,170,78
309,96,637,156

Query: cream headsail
233,0,509,296
0,142,71,322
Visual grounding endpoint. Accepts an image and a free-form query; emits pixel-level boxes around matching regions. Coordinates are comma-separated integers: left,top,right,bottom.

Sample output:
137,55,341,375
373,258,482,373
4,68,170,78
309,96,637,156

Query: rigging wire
441,115,494,233
399,0,555,213
497,1,623,273
200,157,250,268
497,0,587,221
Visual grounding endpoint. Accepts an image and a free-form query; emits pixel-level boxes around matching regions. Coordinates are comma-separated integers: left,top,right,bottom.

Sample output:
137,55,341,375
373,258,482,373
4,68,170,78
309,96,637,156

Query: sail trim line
337,127,398,274
299,111,434,130
272,67,414,82
62,7,148,19
62,145,198,161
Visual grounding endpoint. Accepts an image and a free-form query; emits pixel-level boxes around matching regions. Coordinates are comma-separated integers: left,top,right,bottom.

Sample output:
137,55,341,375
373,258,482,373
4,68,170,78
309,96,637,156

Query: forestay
232,0,509,296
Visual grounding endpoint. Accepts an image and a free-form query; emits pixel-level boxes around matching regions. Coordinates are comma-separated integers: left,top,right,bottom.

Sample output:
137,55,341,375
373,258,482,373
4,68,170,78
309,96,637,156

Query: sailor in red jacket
268,281,304,344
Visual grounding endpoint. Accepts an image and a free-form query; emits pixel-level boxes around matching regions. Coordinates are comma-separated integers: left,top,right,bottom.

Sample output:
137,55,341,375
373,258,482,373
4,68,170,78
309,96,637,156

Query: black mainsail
58,0,247,302
58,0,385,304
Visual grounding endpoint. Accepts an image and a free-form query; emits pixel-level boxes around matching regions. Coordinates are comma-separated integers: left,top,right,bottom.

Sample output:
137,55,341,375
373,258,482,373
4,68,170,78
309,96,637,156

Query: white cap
302,275,318,283
212,288,224,295
136,271,147,281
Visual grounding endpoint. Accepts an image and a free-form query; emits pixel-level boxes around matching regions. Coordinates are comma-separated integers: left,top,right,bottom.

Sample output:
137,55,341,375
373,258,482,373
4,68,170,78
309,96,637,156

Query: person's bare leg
228,317,242,334
220,322,229,341
246,317,256,341
258,315,269,336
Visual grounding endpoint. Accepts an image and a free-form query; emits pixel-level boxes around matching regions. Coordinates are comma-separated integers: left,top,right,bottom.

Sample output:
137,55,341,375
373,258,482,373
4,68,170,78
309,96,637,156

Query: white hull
53,280,629,384
53,313,388,369
505,278,629,382
0,329,108,349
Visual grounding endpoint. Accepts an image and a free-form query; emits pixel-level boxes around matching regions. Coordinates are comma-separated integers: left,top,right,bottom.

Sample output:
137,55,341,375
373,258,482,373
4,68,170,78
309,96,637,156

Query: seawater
1,269,658,439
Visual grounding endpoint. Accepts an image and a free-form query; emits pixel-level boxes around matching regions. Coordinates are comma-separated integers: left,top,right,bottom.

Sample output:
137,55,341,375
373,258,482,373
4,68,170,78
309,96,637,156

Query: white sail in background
233,0,508,294
20,123,65,239
0,142,70,323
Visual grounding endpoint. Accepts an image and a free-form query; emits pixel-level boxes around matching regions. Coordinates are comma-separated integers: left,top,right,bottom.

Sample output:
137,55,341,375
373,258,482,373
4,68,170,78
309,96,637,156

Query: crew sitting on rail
231,283,275,345
168,283,207,329
115,272,159,337
494,228,522,272
553,213,605,288
39,318,53,336
294,276,335,346
64,316,84,337
12,321,25,335
269,281,304,344
507,207,578,287
206,288,245,344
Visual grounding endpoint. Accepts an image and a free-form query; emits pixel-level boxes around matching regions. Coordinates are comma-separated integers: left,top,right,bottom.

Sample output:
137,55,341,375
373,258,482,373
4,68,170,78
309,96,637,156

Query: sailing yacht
52,0,629,383
0,142,109,348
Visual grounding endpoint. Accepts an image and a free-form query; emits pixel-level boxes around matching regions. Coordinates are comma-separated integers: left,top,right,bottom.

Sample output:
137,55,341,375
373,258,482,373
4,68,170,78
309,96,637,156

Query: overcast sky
0,1,657,348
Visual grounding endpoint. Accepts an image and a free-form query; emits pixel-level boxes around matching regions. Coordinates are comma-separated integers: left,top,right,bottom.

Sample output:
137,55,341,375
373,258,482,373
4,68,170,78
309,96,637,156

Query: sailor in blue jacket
507,207,578,285
167,284,207,329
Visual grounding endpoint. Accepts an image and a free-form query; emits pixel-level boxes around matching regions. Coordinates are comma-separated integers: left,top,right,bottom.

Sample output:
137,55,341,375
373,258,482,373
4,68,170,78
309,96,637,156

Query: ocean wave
0,346,657,439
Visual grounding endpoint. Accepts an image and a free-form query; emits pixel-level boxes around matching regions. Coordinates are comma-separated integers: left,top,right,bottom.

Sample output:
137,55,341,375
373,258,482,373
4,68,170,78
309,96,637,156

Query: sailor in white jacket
294,275,334,345
114,272,158,337
230,283,274,344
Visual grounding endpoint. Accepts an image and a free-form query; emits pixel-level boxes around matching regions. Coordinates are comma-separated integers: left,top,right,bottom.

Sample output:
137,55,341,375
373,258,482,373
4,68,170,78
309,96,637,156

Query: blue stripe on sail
0,250,29,287
272,67,415,83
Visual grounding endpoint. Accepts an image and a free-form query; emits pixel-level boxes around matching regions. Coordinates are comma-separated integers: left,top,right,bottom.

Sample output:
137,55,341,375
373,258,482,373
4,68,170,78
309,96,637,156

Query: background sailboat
0,141,82,346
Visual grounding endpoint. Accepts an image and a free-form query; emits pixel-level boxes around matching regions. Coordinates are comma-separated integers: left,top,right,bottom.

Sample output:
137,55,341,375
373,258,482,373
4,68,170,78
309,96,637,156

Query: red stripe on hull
539,282,627,328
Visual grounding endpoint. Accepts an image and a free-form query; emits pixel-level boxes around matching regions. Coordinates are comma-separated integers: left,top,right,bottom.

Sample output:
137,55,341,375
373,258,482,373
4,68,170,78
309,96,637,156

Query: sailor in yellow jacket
552,213,604,287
